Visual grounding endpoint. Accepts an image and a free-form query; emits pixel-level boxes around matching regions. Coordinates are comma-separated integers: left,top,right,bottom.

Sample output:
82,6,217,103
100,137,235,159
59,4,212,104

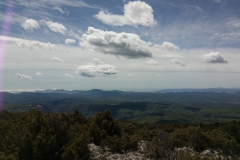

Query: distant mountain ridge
2,88,240,104
156,88,240,93
3,88,240,94
32,87,240,94
2,88,240,123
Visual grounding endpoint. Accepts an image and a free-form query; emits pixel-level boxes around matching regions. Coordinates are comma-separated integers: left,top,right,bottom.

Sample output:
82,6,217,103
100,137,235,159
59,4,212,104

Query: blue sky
0,0,240,91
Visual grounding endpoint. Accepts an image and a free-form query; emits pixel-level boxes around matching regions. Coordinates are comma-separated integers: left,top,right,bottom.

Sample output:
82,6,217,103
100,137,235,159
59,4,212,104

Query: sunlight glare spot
0,0,13,110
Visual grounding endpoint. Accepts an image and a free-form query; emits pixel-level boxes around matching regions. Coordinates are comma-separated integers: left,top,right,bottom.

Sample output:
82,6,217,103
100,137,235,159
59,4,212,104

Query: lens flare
0,0,13,110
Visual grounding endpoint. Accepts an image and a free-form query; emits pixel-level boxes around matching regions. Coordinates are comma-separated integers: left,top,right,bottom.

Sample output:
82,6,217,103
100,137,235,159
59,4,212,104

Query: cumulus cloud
36,72,42,76
52,6,69,15
202,52,227,64
154,42,179,51
127,74,134,77
80,27,152,59
146,59,159,65
51,57,65,62
171,58,186,66
65,74,73,78
77,71,96,77
76,58,118,77
15,73,32,79
43,20,67,35
94,1,156,27
21,19,40,31
65,39,76,45
16,40,60,51
162,42,179,51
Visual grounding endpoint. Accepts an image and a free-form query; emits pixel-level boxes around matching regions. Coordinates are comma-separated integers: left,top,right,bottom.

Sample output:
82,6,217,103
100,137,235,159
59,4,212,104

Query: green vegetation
3,91,240,124
2,90,240,159
6,101,240,124
1,110,240,159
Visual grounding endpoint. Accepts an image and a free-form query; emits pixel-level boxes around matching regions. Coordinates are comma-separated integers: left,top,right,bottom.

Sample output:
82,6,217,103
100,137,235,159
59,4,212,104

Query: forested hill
2,89,240,123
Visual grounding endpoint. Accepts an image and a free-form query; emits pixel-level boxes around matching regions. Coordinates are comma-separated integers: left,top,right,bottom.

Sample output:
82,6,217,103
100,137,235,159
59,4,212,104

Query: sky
0,0,240,92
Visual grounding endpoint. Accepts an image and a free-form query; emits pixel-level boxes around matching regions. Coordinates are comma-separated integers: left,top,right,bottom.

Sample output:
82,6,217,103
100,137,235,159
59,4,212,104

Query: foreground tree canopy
0,110,240,159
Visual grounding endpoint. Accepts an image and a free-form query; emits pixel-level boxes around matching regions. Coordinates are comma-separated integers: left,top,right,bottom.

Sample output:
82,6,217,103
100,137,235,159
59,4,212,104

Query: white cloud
77,70,95,77
15,73,32,79
65,39,76,45
43,20,67,35
21,19,40,31
146,59,159,65
202,52,227,64
127,74,134,77
36,72,42,76
76,58,118,77
67,30,81,40
92,58,104,65
51,57,65,62
16,40,60,51
171,58,186,66
162,42,179,51
52,6,69,15
0,36,22,43
226,17,240,28
80,27,152,59
154,42,179,52
94,1,156,27
94,10,130,26
156,74,160,77
65,74,73,78
5,0,100,10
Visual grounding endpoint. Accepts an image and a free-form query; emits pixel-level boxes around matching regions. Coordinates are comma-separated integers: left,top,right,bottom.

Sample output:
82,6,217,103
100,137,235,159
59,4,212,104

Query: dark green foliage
0,110,140,159
61,130,91,160
93,110,121,137
1,110,240,159
0,110,91,160
89,110,139,153
90,110,121,146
